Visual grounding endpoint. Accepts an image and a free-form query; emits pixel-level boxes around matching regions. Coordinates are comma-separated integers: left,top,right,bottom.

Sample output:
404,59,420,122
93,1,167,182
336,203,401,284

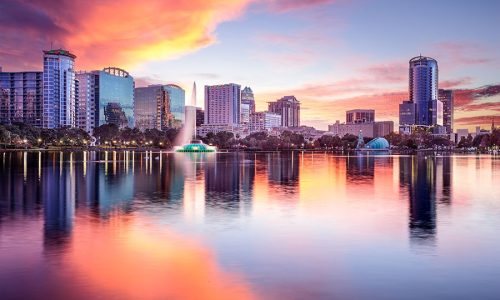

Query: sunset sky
1,0,499,130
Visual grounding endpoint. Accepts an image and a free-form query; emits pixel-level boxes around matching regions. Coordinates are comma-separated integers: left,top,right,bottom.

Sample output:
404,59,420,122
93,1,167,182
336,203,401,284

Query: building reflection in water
267,152,299,188
346,154,375,183
43,152,75,249
0,152,43,221
203,153,255,216
399,154,454,248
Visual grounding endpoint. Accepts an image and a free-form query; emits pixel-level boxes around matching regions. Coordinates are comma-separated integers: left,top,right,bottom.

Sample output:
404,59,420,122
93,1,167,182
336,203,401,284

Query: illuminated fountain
175,82,216,153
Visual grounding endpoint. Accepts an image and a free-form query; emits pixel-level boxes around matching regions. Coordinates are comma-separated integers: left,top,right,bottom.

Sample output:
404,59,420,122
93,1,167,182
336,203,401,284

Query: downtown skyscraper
268,96,300,128
0,71,43,127
204,83,241,126
76,67,134,132
399,56,444,134
43,49,77,128
438,89,454,134
241,86,255,113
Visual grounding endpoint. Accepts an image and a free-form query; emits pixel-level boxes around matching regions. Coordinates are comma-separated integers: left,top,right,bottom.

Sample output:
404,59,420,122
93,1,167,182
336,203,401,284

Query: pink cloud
440,77,474,89
362,62,407,83
455,115,499,127
431,41,496,72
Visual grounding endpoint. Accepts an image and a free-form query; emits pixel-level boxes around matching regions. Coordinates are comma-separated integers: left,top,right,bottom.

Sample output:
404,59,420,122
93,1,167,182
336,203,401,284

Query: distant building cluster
328,109,394,138
197,85,301,137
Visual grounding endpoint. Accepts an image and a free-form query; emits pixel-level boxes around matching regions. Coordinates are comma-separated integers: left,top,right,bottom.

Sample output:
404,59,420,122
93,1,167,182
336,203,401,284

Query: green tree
93,124,120,144
341,134,357,149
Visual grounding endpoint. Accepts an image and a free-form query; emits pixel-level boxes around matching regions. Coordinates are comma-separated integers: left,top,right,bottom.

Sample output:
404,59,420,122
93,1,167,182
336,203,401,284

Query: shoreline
0,147,496,155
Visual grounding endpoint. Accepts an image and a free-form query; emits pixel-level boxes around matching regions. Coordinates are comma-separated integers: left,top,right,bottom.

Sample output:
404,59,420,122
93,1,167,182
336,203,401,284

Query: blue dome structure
365,137,390,150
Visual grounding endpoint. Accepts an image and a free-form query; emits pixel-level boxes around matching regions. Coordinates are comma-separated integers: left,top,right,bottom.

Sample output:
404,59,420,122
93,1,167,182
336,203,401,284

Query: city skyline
0,0,499,131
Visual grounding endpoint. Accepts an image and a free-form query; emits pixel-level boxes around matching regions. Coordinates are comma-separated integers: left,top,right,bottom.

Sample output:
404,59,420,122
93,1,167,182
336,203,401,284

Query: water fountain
175,82,216,152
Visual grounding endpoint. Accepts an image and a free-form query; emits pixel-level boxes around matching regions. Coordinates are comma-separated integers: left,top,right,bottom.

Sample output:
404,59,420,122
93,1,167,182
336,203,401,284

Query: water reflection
398,154,454,249
0,151,499,299
43,154,75,249
400,155,437,246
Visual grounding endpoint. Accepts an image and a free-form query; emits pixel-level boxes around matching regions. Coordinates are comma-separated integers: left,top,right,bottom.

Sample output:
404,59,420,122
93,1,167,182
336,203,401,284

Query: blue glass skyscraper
98,67,134,128
76,67,134,132
408,56,442,126
164,84,185,128
43,49,77,128
399,56,444,133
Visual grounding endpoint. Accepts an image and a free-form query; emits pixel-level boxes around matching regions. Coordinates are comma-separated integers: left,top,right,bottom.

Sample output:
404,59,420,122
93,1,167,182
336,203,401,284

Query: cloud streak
0,0,253,70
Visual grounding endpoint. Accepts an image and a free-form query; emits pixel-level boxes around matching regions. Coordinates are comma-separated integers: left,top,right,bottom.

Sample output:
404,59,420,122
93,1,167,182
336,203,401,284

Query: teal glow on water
0,151,499,299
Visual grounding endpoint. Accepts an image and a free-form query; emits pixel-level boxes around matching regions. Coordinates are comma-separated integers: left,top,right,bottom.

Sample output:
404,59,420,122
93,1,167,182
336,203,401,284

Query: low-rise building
249,112,281,132
196,124,242,137
329,109,394,138
329,121,375,138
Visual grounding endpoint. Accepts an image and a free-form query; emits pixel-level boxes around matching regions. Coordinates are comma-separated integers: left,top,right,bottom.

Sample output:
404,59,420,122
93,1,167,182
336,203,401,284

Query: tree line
1,123,498,151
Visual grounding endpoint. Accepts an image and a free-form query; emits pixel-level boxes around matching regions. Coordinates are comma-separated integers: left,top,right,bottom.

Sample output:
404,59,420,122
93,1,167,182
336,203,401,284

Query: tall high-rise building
438,89,454,134
204,83,241,126
164,84,185,128
76,67,134,131
399,56,444,133
0,71,43,127
268,96,300,127
408,56,442,126
43,49,77,128
99,67,134,128
241,86,255,113
240,103,250,124
75,72,98,132
134,85,172,131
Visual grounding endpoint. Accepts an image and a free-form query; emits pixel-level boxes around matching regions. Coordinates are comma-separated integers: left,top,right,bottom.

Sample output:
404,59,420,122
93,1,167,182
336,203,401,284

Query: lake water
0,151,499,300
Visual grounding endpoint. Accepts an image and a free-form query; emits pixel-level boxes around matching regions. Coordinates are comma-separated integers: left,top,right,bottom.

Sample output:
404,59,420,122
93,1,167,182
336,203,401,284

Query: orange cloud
0,0,253,70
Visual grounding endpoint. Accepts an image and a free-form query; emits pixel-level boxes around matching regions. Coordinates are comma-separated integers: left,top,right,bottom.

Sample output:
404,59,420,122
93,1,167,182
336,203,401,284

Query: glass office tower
134,85,173,131
98,67,134,128
0,71,43,127
77,67,134,131
43,49,76,128
408,56,441,126
164,84,185,128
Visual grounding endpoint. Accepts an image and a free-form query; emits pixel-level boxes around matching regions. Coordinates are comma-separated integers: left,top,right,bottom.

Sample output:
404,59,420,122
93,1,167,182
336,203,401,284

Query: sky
1,0,499,130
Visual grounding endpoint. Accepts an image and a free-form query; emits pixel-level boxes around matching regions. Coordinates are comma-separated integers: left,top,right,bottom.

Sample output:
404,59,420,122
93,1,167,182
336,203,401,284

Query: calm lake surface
0,151,499,300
